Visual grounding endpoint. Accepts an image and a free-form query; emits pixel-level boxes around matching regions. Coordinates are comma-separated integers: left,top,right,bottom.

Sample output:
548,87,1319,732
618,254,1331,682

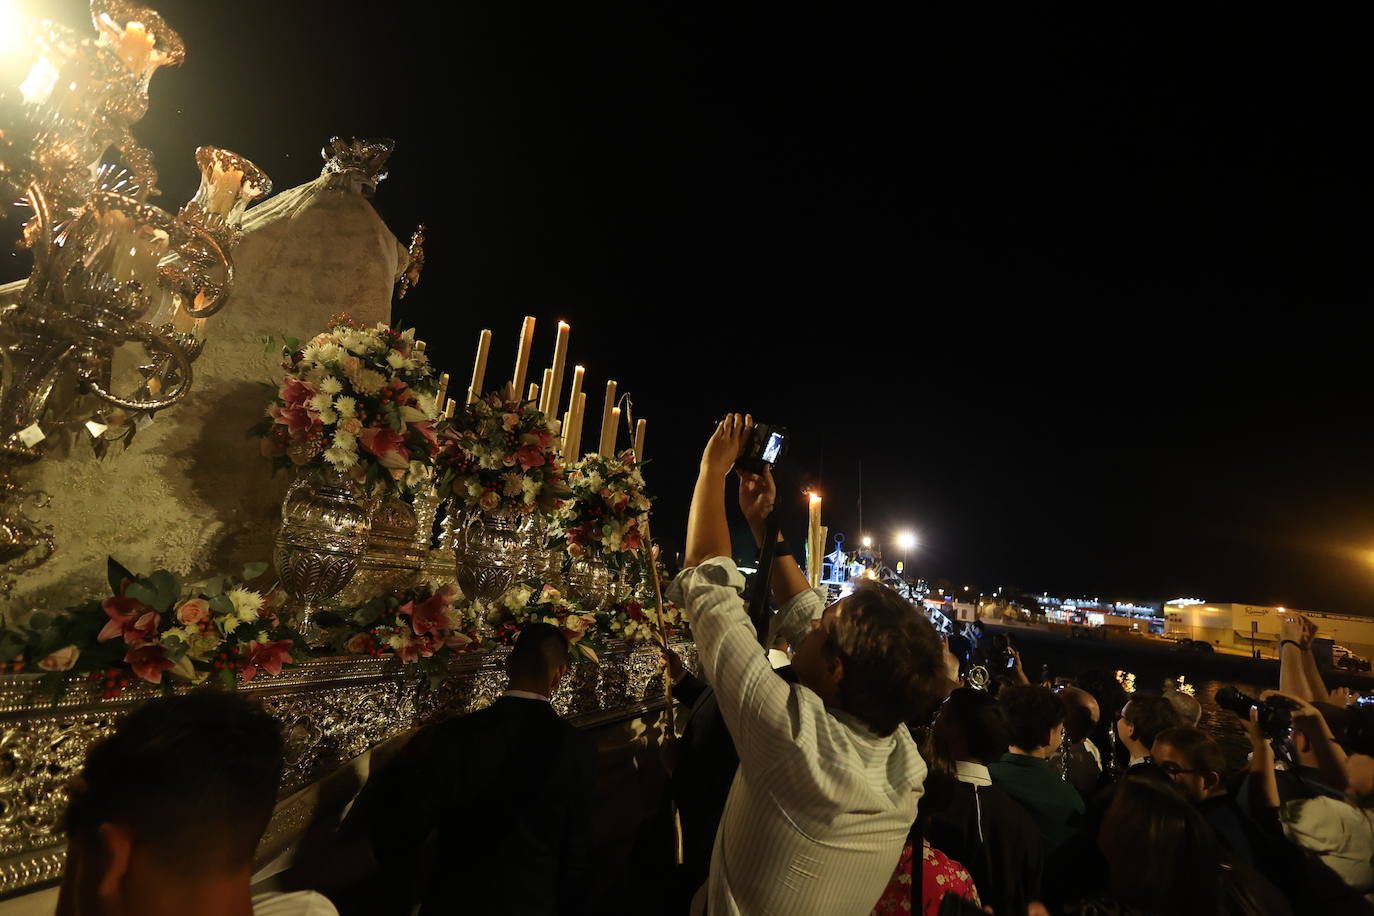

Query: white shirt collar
767,648,791,669
504,689,550,702
1129,755,1150,768
954,760,992,786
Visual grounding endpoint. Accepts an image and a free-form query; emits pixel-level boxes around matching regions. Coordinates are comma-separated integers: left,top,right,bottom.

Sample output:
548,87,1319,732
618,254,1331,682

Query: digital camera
736,423,788,474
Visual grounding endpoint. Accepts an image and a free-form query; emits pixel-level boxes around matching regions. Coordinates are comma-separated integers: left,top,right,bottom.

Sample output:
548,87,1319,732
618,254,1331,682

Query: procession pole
643,526,683,865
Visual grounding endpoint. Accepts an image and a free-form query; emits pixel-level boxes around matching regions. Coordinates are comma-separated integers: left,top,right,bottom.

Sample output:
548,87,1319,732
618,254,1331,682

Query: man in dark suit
367,622,597,915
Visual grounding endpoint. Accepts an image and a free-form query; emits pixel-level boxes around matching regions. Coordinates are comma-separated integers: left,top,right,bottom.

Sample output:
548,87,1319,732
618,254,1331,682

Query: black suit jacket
368,696,597,916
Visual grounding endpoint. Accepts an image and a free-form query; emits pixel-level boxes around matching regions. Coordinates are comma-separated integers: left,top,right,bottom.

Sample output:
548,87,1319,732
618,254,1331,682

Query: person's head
506,622,571,696
1152,726,1228,802
1058,686,1099,742
1117,694,1182,759
999,684,1065,756
1165,689,1203,727
60,691,284,914
1098,772,1228,916
1075,669,1129,738
791,581,945,737
933,687,1010,764
1342,704,1374,801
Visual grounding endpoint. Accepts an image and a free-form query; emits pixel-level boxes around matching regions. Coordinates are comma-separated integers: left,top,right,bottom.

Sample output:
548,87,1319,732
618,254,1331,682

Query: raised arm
684,414,750,568
737,464,811,606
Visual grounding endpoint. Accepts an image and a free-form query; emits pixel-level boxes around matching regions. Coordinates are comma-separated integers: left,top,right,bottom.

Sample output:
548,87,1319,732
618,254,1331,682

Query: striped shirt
672,557,926,916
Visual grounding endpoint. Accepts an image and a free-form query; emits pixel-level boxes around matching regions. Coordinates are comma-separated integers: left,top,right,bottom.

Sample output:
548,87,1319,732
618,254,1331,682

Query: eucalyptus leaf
125,582,159,608
241,561,270,582
209,595,235,616
107,557,136,595
147,570,180,610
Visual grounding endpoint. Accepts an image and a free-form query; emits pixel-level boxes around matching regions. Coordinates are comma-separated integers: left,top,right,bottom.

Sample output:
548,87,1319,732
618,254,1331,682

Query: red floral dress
870,839,981,915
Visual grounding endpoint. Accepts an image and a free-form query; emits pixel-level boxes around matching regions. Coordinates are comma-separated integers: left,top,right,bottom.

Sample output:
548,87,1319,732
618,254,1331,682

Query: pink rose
240,640,293,682
567,542,585,559
515,444,546,470
37,645,80,672
345,632,378,654
341,417,363,435
358,427,411,469
98,596,159,645
125,644,174,684
478,490,501,511
175,598,210,625
342,356,362,375
502,413,520,429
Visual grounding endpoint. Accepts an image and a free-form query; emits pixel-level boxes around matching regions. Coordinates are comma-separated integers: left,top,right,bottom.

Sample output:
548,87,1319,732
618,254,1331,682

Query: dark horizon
6,2,1373,615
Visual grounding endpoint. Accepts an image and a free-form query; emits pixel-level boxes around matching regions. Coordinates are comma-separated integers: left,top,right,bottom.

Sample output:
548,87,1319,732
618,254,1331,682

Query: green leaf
107,557,136,595
241,561,270,582
147,570,180,610
209,595,235,617
283,336,301,352
126,582,159,608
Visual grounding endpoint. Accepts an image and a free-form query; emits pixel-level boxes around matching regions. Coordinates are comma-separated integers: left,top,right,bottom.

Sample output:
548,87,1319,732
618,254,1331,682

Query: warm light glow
1,2,26,57
861,536,872,548
897,531,916,550
808,492,821,504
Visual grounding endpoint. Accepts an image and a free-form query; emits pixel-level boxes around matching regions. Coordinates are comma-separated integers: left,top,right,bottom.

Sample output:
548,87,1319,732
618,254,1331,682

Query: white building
1163,599,1374,657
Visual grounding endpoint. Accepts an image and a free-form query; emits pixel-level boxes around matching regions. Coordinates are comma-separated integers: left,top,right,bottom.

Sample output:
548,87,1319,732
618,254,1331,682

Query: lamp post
897,531,915,596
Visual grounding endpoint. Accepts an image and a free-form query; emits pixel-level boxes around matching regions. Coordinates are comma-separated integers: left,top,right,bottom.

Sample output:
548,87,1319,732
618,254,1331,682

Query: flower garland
606,590,689,646
436,392,570,515
317,582,479,674
553,450,651,571
0,559,300,698
255,314,441,495
471,579,603,663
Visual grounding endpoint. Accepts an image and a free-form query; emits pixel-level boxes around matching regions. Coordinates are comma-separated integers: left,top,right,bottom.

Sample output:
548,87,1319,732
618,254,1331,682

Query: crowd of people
47,414,1374,915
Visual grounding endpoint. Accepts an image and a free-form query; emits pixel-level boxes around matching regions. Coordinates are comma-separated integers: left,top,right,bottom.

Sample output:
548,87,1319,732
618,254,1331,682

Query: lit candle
538,368,553,416
808,493,823,586
633,418,646,463
511,316,535,398
415,340,426,353
468,329,491,403
598,380,618,456
546,321,570,419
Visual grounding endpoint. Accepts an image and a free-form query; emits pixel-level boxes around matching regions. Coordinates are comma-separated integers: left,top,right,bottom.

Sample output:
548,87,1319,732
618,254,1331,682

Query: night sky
6,3,1373,612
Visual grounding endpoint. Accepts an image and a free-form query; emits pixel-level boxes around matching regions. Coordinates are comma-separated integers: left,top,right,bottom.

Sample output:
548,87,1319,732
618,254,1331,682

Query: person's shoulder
251,890,339,916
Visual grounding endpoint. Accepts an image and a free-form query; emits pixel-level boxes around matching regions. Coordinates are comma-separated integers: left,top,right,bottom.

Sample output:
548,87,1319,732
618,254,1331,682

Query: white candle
633,418,646,463
546,321,570,419
808,493,823,586
602,407,621,457
511,316,535,399
435,373,449,414
598,381,618,456
415,340,426,353
444,398,456,419
564,391,587,462
468,329,490,403
527,382,539,404
538,368,553,416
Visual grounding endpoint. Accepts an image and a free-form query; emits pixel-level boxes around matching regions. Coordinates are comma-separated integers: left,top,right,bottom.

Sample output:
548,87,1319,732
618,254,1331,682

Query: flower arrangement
436,391,570,515
0,559,300,698
471,579,603,663
256,314,442,495
317,582,479,674
605,590,688,645
553,450,651,570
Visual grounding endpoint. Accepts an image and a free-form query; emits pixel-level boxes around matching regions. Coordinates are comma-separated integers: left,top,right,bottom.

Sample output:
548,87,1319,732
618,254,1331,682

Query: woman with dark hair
1085,771,1290,916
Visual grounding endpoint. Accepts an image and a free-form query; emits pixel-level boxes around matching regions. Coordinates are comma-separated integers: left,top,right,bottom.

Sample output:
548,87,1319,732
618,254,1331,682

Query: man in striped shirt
672,414,945,915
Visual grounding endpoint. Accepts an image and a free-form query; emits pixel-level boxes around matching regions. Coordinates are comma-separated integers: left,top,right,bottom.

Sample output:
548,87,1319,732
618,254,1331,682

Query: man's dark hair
509,621,571,681
999,684,1065,751
943,687,1009,763
1123,695,1183,749
1154,726,1227,778
824,582,945,737
1059,686,1099,742
64,691,283,876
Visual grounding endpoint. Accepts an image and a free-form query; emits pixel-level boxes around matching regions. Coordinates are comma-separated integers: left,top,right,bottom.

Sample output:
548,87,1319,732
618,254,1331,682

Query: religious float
0,3,692,908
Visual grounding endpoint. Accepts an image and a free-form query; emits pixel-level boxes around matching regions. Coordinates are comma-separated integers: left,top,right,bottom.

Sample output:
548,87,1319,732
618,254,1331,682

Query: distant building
1163,600,1374,659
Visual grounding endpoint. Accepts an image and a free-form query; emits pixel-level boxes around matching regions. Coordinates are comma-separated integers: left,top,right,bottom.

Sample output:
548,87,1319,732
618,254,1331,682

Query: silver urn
452,509,528,602
274,468,373,641
333,494,423,606
565,555,614,611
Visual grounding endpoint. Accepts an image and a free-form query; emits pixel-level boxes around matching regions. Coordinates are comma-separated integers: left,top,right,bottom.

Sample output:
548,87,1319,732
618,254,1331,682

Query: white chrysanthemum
318,407,339,425
386,351,411,370
333,430,357,451
351,369,386,395
478,452,502,471
521,476,541,504
320,376,344,396
256,630,269,643
309,393,333,414
226,587,263,621
221,615,242,635
405,460,428,489
316,343,345,365
335,396,356,418
501,585,533,611
583,471,604,491
324,446,357,470
386,633,405,650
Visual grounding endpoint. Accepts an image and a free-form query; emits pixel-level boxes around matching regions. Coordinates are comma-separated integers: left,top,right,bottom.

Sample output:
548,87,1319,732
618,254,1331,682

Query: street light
862,536,872,548
896,531,916,586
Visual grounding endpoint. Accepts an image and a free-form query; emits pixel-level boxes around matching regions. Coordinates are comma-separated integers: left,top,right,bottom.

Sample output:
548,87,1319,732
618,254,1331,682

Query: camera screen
762,431,785,464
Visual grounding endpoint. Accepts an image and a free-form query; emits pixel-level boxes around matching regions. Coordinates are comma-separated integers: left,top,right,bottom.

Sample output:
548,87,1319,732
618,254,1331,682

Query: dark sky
7,3,1373,612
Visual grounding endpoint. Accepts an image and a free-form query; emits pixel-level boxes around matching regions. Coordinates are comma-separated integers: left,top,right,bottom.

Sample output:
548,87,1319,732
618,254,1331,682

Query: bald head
1059,686,1100,741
